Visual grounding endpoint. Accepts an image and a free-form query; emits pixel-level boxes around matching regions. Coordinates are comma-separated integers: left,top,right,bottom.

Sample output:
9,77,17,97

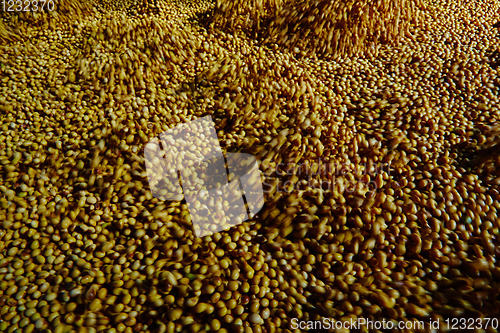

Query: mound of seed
211,0,284,34
265,0,425,58
1,0,500,332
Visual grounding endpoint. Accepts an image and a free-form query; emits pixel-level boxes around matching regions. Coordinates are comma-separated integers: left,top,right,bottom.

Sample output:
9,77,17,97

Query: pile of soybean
1,0,500,332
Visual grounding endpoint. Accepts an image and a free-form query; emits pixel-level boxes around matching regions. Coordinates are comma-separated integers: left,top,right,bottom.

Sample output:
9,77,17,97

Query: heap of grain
211,0,284,35
1,0,500,332
265,0,424,58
